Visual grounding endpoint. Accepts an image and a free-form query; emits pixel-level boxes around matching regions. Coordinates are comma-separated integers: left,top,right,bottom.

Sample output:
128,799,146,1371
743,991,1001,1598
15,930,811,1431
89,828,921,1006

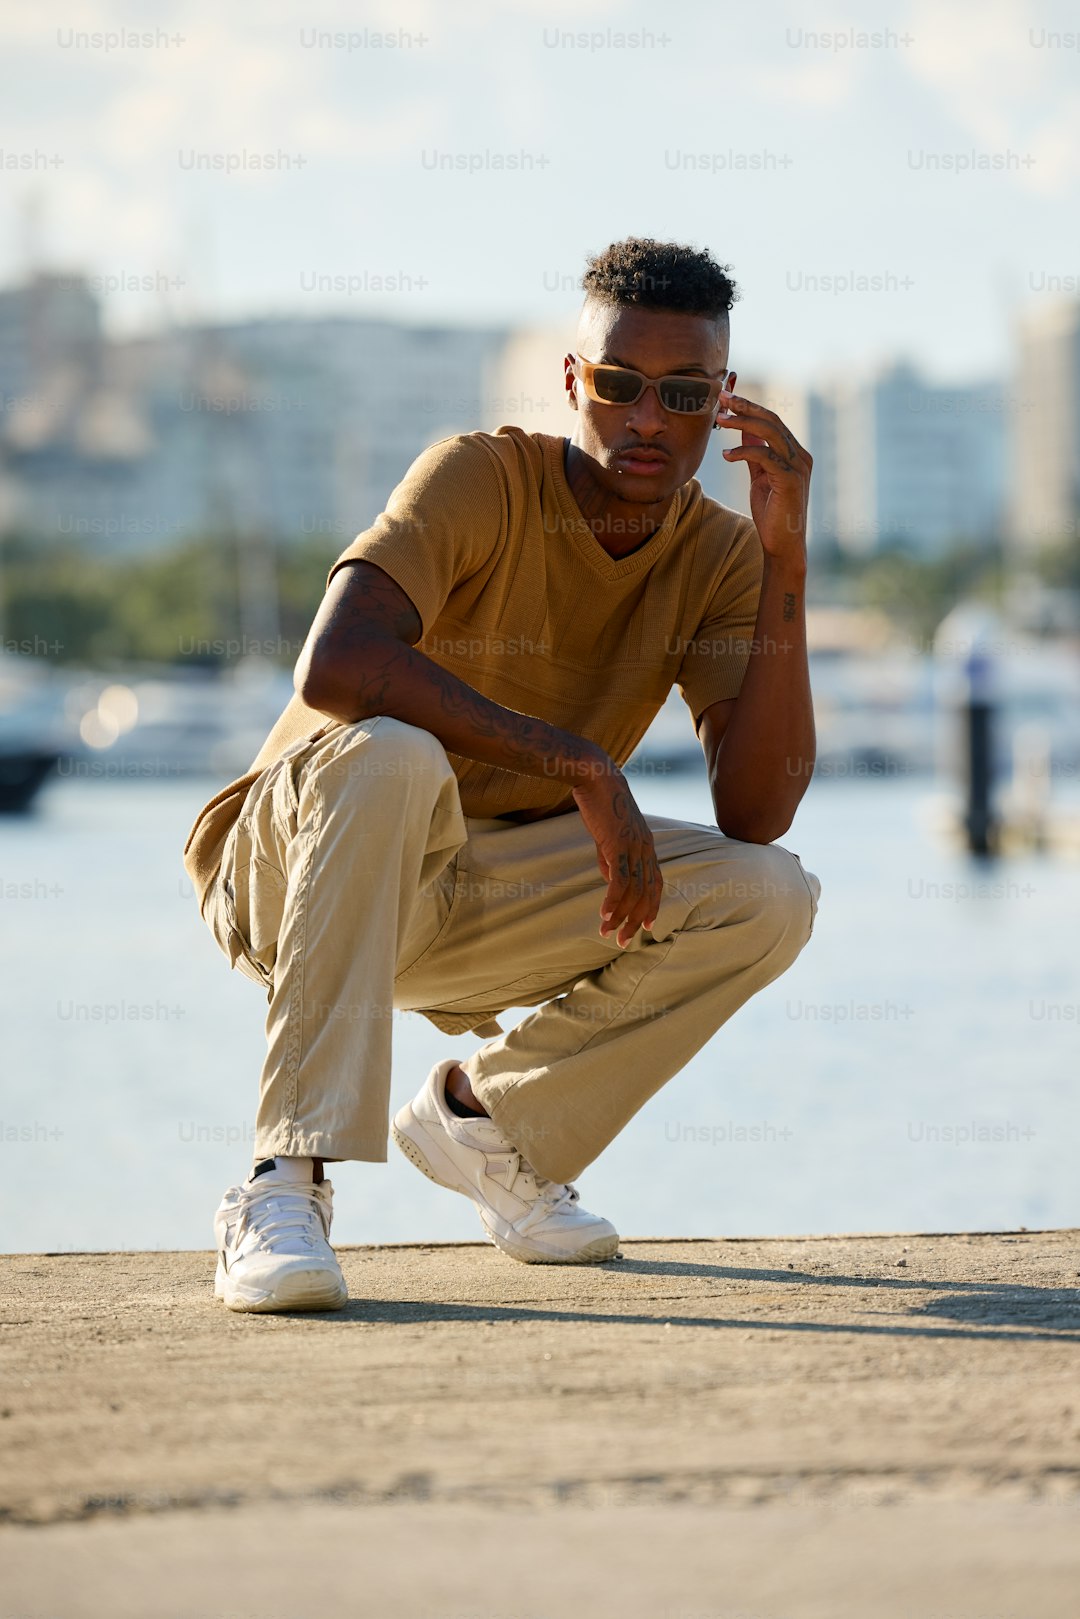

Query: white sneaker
213,1157,348,1312
392,1058,620,1265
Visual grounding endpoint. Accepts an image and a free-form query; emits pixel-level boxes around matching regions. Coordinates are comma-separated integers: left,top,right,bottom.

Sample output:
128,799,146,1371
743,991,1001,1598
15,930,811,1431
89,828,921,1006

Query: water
2,771,1077,1253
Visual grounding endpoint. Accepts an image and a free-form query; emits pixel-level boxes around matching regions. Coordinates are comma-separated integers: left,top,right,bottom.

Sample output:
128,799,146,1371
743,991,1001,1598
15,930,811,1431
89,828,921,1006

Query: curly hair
581,237,738,319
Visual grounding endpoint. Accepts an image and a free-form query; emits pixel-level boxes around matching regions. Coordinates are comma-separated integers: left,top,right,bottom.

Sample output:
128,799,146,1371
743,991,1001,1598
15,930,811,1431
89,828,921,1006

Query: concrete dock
3,1229,1079,1616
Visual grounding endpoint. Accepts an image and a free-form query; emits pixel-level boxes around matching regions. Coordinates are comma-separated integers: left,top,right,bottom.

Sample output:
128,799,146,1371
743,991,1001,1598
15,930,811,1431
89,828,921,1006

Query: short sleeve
676,515,764,731
326,433,507,637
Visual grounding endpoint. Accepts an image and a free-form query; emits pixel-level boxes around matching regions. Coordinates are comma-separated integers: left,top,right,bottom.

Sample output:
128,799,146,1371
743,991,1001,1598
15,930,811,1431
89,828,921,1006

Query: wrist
762,546,808,584
568,743,616,792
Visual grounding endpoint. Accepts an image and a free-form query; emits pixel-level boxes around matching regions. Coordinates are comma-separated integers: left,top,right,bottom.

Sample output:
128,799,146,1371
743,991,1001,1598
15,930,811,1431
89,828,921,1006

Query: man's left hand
715,389,812,563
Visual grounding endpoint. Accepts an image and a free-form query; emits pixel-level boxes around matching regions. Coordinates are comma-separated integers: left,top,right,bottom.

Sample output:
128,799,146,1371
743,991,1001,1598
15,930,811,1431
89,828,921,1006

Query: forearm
303,634,605,793
708,551,816,841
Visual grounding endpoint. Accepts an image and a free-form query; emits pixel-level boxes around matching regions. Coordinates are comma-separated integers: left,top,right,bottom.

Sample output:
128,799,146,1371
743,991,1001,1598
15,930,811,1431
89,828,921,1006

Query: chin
607,467,677,500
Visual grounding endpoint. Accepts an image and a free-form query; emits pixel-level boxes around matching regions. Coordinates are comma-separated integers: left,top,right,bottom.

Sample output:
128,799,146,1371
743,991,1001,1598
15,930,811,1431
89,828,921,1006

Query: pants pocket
394,856,464,982
219,813,288,986
204,869,269,990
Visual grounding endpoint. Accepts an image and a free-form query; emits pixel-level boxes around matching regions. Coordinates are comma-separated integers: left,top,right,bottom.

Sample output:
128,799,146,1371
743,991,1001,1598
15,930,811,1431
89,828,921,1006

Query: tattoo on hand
783,592,797,622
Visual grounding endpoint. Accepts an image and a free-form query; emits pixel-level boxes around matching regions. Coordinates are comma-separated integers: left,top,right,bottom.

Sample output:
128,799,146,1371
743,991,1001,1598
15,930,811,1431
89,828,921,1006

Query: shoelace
239,1186,330,1253
495,1149,580,1217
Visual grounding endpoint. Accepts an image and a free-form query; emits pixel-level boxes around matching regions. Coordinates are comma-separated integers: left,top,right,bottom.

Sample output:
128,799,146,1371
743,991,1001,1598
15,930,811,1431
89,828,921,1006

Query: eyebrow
602,352,713,376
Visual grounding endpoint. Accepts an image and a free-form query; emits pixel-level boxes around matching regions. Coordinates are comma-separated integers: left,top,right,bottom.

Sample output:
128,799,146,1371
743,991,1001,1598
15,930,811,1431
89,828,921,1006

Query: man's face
565,300,731,508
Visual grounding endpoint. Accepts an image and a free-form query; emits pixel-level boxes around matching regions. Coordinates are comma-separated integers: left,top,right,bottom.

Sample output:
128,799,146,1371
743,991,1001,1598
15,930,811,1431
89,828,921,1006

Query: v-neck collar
543,434,684,581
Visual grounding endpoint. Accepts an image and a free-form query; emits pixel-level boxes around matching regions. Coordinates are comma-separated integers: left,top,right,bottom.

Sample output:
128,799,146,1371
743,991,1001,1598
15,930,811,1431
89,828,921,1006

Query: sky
2,0,1078,387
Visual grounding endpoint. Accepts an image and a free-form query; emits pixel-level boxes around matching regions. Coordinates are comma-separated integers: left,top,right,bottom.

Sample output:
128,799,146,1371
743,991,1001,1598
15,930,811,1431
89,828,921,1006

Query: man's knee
759,842,820,952
305,716,454,803
706,838,820,953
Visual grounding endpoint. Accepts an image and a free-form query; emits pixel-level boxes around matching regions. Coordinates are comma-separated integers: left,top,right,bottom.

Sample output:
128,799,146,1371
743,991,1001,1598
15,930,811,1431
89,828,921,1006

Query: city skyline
2,263,1077,561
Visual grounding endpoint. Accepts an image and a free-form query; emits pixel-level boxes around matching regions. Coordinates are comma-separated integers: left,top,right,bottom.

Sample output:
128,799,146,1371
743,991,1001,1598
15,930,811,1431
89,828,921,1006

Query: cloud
751,56,856,109
905,0,1077,190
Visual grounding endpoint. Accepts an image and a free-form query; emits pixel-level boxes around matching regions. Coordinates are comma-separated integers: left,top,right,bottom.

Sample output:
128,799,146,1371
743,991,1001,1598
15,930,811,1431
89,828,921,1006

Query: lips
615,452,669,474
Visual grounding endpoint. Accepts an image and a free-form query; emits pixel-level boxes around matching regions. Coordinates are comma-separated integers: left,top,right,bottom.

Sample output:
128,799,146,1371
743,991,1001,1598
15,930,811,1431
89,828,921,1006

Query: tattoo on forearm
352,637,590,780
782,592,797,622
319,563,597,784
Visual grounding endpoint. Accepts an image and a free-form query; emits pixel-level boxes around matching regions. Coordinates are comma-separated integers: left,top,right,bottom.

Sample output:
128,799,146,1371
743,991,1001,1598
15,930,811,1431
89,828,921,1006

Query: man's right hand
571,753,663,948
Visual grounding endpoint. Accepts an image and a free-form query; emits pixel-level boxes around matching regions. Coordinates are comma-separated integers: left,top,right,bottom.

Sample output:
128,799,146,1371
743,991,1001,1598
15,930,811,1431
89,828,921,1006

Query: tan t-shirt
182,424,763,912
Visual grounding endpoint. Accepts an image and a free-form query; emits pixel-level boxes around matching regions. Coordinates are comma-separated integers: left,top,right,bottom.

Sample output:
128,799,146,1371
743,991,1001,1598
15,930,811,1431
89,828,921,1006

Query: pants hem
255,1133,389,1165
482,1084,591,1185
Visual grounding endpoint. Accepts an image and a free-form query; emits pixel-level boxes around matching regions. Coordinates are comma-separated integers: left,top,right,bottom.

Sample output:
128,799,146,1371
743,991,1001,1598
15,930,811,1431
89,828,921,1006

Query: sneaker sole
215,1262,347,1313
391,1110,620,1266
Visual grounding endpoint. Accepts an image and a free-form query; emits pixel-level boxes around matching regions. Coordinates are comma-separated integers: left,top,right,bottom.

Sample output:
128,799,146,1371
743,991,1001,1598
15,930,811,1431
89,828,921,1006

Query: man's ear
564,353,578,411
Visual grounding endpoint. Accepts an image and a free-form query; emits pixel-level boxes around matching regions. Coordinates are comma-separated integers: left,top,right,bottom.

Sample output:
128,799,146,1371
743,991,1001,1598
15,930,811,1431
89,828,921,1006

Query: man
183,236,821,1314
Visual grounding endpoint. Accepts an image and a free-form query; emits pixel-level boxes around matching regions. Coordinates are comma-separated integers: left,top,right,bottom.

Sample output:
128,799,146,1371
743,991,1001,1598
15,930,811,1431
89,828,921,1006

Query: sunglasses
572,353,733,415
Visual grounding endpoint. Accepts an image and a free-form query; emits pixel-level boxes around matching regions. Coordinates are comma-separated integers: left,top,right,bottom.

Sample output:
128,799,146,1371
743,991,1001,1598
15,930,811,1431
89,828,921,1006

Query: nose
624,380,669,437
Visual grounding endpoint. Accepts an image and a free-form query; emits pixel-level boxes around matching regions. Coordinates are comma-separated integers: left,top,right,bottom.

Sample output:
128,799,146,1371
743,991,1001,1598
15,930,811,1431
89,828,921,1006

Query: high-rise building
0,272,101,404
1008,299,1080,553
811,361,1007,556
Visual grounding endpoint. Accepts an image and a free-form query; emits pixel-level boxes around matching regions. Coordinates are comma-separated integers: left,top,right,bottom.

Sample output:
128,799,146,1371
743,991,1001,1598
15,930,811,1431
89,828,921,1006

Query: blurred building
0,272,101,400
1008,298,1080,552
0,272,510,553
1,271,1059,570
475,324,573,441
808,361,1007,557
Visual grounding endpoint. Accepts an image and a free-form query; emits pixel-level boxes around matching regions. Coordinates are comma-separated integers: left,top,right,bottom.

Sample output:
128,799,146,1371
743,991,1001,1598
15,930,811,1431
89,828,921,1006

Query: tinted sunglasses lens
658,378,713,412
590,366,643,405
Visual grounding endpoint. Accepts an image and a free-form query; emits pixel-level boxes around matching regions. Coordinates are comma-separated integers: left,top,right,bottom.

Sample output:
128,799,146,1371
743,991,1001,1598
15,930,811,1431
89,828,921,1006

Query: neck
563,439,674,559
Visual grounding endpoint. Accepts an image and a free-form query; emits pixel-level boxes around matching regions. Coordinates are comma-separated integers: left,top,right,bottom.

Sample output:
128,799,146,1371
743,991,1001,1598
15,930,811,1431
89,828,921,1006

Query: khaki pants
203,716,821,1184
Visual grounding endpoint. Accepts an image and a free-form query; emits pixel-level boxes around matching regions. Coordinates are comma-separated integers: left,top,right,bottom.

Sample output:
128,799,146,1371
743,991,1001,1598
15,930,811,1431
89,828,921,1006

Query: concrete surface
2,1230,1079,1616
